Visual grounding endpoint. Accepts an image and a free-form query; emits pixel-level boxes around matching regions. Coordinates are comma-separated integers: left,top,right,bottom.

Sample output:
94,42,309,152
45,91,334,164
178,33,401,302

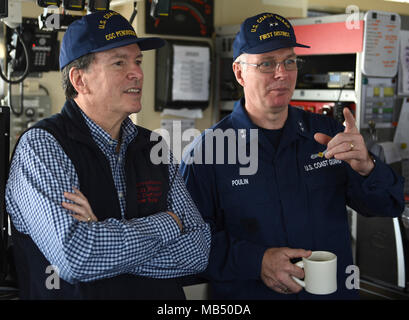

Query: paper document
159,119,198,163
172,45,210,102
161,108,203,119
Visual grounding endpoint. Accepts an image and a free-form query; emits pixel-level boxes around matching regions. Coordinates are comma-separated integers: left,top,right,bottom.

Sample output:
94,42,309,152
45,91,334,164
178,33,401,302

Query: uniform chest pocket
303,160,347,189
216,175,272,208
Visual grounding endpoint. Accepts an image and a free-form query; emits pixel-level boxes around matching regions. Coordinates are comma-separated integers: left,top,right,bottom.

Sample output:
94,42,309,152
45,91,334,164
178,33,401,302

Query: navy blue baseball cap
59,10,165,70
233,13,309,61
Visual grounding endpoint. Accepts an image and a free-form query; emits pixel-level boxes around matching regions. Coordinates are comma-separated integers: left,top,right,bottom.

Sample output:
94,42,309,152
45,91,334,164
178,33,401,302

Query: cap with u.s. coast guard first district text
232,12,310,61
59,10,165,70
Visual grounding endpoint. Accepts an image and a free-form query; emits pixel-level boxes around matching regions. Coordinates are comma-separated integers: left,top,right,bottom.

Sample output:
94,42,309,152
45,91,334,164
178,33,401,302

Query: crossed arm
63,187,183,231
7,129,210,284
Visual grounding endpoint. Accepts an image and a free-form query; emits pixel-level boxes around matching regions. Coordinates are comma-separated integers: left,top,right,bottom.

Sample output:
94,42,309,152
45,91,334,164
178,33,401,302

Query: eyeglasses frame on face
237,57,304,73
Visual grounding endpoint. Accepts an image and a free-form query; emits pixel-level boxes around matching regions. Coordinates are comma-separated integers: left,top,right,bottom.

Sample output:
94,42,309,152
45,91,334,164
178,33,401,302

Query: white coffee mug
292,251,337,295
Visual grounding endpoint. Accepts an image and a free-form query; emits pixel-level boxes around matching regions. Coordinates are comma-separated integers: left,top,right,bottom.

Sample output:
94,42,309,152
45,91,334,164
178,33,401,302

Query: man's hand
314,107,375,176
62,187,183,232
261,247,311,294
62,187,98,222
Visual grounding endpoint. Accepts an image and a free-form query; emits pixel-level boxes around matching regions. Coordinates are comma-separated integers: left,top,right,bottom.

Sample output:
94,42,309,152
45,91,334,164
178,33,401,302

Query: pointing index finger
343,107,358,133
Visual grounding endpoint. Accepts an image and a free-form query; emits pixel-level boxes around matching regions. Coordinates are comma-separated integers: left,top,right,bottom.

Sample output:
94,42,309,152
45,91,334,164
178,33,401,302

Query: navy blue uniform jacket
180,99,404,300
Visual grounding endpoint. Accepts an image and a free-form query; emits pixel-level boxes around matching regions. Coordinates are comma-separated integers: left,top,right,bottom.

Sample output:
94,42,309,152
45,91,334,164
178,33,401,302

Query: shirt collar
230,98,313,146
79,109,138,153
231,98,258,131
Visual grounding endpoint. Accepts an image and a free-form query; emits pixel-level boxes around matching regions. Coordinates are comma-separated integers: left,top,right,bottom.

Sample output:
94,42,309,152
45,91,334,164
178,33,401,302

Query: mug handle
291,261,306,288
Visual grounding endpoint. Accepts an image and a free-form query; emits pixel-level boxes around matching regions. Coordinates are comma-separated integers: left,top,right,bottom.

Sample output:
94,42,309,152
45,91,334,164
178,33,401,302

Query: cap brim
91,36,166,54
244,40,310,56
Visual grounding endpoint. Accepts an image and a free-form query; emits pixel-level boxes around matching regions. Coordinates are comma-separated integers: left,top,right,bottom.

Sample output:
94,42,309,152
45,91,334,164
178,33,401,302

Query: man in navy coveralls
180,12,404,300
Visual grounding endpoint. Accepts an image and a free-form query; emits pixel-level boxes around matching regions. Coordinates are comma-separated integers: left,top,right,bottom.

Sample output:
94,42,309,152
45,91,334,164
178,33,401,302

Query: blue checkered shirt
6,110,210,284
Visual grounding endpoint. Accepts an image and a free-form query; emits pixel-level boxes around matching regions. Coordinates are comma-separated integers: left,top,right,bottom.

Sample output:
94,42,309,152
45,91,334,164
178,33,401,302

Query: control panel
9,94,51,153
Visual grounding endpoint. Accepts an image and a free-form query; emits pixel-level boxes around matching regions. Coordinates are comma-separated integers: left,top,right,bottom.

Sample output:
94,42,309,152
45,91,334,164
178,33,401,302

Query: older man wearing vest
6,10,210,299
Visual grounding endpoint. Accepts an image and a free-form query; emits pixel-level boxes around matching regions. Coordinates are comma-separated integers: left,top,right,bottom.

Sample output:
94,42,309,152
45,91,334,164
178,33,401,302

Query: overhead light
150,0,171,18
37,0,62,7
88,0,110,12
111,0,144,7
384,0,409,3
63,0,85,11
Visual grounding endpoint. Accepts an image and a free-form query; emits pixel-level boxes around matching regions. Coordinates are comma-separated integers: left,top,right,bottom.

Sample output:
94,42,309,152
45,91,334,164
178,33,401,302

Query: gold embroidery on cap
115,29,136,37
99,20,106,29
103,11,119,20
259,30,290,41
250,14,290,34
251,24,258,32
105,29,136,40
256,13,274,24
274,31,289,37
259,32,272,40
98,11,120,29
274,15,290,28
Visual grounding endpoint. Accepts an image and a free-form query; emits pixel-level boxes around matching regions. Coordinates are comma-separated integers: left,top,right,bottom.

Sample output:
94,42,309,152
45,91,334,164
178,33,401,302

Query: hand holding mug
291,251,337,295
261,247,312,294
